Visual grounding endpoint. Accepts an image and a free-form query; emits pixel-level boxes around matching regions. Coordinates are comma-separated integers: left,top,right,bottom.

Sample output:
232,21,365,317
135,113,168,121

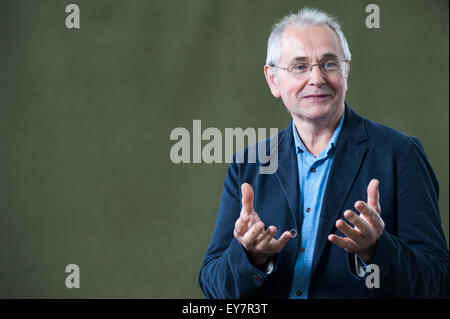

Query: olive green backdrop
0,0,447,298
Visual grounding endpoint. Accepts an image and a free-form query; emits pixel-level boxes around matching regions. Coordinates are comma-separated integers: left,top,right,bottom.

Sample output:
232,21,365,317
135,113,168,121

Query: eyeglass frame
270,57,349,76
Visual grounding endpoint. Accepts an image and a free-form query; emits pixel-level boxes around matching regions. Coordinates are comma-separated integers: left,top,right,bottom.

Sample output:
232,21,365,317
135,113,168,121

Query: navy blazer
198,104,449,298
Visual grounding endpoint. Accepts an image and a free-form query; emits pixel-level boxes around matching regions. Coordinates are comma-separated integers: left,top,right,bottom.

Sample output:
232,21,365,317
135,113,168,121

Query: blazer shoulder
362,116,415,148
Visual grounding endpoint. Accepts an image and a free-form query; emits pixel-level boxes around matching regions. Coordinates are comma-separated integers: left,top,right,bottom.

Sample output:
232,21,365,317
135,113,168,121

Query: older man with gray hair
198,7,448,298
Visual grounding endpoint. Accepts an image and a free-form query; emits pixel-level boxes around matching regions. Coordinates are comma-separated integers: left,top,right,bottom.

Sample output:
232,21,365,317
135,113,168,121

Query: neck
292,107,344,157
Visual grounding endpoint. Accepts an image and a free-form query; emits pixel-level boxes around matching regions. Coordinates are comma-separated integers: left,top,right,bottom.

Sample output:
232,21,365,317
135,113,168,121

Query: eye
291,63,308,72
322,61,338,70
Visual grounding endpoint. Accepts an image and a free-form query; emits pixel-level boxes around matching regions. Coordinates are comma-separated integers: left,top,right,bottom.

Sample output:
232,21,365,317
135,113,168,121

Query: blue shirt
288,112,345,299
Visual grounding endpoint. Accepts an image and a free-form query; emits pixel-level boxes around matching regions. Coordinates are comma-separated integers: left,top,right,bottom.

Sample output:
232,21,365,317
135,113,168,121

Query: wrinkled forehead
279,25,344,64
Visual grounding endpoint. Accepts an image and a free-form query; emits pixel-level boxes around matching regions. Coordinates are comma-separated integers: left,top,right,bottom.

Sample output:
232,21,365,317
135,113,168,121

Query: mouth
302,94,332,101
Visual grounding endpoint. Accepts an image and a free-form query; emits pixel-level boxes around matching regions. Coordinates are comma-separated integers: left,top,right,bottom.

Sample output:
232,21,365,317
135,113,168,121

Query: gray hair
266,7,351,69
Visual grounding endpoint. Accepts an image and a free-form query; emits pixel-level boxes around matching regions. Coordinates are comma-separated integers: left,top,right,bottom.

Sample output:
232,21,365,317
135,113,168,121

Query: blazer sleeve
368,136,449,298
198,159,272,298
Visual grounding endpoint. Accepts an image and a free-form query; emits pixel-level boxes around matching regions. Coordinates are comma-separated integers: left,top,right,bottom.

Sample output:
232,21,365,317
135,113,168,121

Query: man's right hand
233,183,292,269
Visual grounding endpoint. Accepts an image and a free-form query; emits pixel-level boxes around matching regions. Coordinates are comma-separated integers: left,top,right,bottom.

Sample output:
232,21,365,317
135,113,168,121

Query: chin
302,99,344,118
300,104,333,120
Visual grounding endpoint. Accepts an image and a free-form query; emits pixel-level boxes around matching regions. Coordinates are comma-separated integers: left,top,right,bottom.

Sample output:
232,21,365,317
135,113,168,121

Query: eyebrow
288,53,341,64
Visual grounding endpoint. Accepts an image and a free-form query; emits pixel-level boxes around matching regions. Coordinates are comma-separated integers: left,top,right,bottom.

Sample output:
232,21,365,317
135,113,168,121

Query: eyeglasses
271,58,348,78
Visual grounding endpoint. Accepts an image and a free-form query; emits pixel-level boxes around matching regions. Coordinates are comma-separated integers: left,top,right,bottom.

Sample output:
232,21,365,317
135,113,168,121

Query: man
198,8,449,298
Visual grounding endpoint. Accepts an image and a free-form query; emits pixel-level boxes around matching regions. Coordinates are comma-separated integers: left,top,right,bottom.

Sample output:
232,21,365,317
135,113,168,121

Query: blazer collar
276,103,368,161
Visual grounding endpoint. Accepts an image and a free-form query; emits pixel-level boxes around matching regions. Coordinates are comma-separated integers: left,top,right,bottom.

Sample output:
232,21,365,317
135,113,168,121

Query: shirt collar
292,110,345,159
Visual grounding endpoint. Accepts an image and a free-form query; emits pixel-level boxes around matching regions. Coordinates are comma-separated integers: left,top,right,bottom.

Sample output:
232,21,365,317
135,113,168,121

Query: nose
307,64,325,86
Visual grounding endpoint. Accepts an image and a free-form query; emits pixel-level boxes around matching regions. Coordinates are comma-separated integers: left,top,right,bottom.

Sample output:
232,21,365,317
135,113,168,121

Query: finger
234,215,249,237
235,208,251,235
270,230,292,253
367,179,381,214
255,225,277,250
328,234,358,252
343,210,371,235
241,183,255,214
335,218,362,244
242,222,265,247
354,201,382,226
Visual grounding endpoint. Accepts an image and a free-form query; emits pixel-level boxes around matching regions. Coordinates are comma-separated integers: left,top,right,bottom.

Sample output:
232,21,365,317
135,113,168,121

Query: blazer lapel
273,121,301,229
310,105,369,277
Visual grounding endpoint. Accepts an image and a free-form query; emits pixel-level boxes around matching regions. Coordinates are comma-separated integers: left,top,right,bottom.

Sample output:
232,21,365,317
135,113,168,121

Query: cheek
329,78,347,95
285,81,307,99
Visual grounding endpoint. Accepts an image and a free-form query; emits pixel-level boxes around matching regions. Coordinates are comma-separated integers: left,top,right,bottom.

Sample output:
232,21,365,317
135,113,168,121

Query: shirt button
306,207,311,213
296,290,302,297
311,167,316,173
300,247,305,252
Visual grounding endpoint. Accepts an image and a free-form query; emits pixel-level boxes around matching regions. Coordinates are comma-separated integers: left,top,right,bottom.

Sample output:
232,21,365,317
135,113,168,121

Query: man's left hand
328,179,385,262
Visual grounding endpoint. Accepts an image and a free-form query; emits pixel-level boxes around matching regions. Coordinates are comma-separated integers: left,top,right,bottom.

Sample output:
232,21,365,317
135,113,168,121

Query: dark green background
0,0,447,298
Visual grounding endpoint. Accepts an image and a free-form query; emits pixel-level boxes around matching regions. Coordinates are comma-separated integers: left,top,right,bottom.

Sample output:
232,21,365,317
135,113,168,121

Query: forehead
279,25,343,62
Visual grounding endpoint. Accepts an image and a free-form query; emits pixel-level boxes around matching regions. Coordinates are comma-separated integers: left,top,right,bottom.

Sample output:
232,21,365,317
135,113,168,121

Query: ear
344,60,351,79
264,65,281,98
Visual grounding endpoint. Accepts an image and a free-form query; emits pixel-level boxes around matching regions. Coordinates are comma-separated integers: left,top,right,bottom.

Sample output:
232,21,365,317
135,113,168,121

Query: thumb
241,183,255,214
367,179,381,214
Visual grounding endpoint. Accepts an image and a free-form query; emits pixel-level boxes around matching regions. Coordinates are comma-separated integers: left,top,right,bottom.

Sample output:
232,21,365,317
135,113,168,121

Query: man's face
265,25,349,123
